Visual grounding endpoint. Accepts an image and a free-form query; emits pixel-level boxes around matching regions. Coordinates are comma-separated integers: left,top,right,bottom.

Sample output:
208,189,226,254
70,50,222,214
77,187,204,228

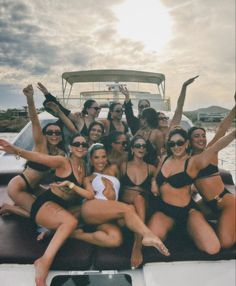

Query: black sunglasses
159,116,169,121
71,142,89,148
45,130,62,136
90,106,101,111
133,143,147,149
167,140,186,148
114,109,123,113
114,141,128,146
139,105,149,109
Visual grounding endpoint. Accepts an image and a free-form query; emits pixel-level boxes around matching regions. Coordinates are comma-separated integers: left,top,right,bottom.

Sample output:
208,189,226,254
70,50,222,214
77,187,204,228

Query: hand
37,82,49,95
119,85,129,98
45,101,60,113
23,84,34,97
151,179,159,196
183,75,199,87
0,139,17,155
51,180,71,188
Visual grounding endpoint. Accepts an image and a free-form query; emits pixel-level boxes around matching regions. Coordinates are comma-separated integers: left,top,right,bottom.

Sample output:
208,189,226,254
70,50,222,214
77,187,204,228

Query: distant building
197,112,228,122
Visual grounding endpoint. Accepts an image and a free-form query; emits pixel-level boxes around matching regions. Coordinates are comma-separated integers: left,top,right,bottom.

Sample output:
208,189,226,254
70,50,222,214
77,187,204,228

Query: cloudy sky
0,0,235,110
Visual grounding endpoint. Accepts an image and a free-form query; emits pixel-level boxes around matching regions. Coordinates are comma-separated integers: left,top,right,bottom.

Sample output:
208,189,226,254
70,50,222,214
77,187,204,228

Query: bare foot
0,203,14,216
34,257,50,286
131,242,143,269
142,232,170,256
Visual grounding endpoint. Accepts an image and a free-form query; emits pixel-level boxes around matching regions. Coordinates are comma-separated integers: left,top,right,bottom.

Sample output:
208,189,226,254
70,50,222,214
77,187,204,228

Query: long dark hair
81,99,96,116
166,127,189,157
88,121,105,137
107,102,122,120
141,107,158,128
127,134,146,161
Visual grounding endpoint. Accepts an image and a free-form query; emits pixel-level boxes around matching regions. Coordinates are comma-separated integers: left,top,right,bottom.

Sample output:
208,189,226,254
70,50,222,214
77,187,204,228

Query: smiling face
167,133,188,158
132,137,147,159
91,148,108,172
158,112,169,128
190,128,207,152
89,123,103,143
70,135,88,158
45,125,62,146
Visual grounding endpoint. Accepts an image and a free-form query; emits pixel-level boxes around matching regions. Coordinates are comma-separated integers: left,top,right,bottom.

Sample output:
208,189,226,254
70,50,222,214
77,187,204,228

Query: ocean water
0,131,235,183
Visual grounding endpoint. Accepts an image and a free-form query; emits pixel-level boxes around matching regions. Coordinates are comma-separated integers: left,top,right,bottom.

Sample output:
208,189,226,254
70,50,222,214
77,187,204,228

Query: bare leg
131,195,146,268
187,209,221,254
34,202,78,286
148,211,175,241
81,200,170,256
0,203,30,217
217,195,236,248
7,175,35,212
72,223,123,247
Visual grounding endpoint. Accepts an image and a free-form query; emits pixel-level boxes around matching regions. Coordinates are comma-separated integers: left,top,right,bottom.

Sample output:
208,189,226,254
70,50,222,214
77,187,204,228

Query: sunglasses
139,105,149,109
133,143,147,149
71,142,89,148
114,141,128,146
90,107,101,111
45,130,62,136
114,109,123,113
159,116,169,121
167,140,186,148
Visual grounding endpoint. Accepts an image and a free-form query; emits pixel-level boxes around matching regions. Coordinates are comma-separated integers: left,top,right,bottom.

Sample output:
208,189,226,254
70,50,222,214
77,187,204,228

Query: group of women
0,80,235,286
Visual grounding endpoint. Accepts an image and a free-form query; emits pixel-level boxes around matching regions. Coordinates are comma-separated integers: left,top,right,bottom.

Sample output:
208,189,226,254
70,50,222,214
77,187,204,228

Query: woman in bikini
0,84,65,217
120,135,157,268
148,127,235,254
188,97,236,248
0,134,93,286
73,143,170,259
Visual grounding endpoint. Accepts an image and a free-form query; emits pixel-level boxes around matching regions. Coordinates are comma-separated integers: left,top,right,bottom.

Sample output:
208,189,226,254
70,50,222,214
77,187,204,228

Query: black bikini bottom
19,173,34,193
205,188,232,213
152,197,199,225
30,189,68,222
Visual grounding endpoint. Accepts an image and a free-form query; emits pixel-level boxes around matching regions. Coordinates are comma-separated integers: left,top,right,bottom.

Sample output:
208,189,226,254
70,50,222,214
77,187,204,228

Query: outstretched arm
0,139,65,169
193,129,236,173
23,85,45,149
169,76,199,130
45,102,77,134
207,93,236,147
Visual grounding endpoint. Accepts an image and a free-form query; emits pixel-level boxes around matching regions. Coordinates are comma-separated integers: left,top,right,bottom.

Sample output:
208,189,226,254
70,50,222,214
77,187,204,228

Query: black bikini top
54,160,82,186
109,120,129,134
143,130,158,166
196,164,219,180
121,162,152,190
27,161,50,172
80,119,89,137
156,157,194,188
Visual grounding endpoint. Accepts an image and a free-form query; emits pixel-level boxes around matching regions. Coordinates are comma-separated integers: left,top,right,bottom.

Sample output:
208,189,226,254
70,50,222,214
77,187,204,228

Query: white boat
0,69,235,286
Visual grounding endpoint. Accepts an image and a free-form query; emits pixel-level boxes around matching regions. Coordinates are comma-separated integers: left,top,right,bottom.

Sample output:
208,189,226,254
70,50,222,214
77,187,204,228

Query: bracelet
15,150,22,160
69,182,75,189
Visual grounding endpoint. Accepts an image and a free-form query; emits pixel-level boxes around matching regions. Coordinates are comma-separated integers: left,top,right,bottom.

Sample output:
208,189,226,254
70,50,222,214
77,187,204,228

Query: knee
67,216,78,231
203,240,221,255
220,236,235,249
107,231,123,247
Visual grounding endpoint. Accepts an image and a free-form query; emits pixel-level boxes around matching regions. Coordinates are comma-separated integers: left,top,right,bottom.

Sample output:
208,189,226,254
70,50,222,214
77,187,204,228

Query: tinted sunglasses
159,116,169,121
71,142,89,148
45,130,62,136
114,109,123,113
139,105,149,109
167,140,186,148
114,141,128,146
90,107,101,111
133,143,147,149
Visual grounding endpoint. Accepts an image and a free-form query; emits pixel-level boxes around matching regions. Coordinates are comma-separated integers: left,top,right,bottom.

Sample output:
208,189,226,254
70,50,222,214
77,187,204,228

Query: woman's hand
45,101,61,113
119,85,129,98
102,177,116,200
151,179,159,197
23,84,34,98
0,139,17,155
37,82,49,95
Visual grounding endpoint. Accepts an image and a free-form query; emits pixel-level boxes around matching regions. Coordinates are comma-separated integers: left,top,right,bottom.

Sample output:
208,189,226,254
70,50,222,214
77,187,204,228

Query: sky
0,0,235,111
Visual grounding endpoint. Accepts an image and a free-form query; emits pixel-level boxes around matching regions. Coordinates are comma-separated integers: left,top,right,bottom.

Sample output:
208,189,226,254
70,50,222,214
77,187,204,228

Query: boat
0,69,235,286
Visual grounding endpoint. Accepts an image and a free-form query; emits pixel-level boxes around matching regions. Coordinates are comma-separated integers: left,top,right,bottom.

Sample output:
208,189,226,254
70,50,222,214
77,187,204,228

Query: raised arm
23,85,45,149
169,76,199,130
192,129,236,173
45,101,77,134
207,93,236,147
0,139,66,170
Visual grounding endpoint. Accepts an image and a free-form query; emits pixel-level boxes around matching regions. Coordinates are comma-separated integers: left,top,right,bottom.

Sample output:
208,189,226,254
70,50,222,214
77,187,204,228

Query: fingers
156,243,170,256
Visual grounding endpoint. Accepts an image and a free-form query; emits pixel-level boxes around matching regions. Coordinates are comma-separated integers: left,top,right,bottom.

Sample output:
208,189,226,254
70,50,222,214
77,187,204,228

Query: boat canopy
61,69,165,104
